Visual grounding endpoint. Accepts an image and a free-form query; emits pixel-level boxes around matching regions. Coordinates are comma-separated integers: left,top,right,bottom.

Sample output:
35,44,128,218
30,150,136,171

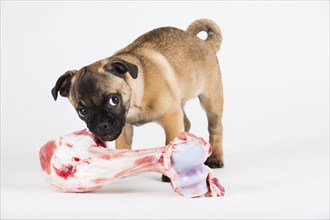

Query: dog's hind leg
183,111,191,132
198,82,224,168
182,104,191,132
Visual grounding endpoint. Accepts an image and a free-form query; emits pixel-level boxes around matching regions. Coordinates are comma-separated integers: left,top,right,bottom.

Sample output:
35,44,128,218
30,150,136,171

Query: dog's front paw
205,155,224,168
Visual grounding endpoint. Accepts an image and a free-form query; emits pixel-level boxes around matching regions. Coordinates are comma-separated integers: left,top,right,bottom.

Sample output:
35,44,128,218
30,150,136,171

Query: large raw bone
39,130,225,198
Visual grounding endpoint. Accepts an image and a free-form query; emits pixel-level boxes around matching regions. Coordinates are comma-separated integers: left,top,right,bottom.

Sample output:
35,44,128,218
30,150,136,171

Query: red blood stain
39,140,57,175
82,158,91,164
158,155,164,164
107,151,124,159
89,149,111,160
135,156,155,166
89,148,112,160
177,132,188,141
100,154,111,160
73,129,89,136
66,143,73,148
73,157,80,162
92,178,108,184
114,169,130,179
53,164,76,179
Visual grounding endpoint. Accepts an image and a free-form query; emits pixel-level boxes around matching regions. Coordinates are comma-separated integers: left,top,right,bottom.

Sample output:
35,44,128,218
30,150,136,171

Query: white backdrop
1,1,329,219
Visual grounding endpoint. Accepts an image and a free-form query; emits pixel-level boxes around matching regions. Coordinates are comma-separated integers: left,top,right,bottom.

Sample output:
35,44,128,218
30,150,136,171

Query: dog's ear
51,70,77,101
105,58,138,79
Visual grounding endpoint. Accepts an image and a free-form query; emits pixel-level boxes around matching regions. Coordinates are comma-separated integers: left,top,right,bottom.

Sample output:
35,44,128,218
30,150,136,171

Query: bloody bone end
40,130,224,197
40,140,57,175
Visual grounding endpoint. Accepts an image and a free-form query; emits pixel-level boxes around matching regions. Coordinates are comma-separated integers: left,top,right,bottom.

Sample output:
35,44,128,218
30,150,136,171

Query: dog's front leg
159,109,185,182
115,123,133,149
159,110,185,145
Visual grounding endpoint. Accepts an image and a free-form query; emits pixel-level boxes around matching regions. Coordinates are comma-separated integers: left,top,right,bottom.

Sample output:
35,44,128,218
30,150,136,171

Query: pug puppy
52,19,224,181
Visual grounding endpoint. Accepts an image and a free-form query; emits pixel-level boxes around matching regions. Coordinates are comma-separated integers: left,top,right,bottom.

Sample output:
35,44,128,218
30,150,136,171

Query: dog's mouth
87,118,125,142
96,131,121,142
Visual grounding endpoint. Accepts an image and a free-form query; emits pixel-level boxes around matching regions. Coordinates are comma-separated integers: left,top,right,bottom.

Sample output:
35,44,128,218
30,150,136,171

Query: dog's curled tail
186,19,222,53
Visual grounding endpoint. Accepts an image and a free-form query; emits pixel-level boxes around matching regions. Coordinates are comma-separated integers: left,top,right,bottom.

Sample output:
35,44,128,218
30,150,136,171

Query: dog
52,19,224,181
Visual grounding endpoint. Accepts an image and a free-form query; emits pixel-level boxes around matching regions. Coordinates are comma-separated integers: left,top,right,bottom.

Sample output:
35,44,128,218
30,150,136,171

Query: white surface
1,1,329,219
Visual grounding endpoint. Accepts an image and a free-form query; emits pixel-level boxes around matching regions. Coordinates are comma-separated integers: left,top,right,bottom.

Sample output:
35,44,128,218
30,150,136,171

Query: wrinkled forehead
71,66,130,106
75,69,100,97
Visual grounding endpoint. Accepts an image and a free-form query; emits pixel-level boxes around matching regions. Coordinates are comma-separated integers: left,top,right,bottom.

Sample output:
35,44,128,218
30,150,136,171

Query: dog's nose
97,122,110,133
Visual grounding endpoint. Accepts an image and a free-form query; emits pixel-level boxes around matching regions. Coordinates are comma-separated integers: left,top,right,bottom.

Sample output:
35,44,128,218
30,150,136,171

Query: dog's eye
109,96,120,106
78,108,88,117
